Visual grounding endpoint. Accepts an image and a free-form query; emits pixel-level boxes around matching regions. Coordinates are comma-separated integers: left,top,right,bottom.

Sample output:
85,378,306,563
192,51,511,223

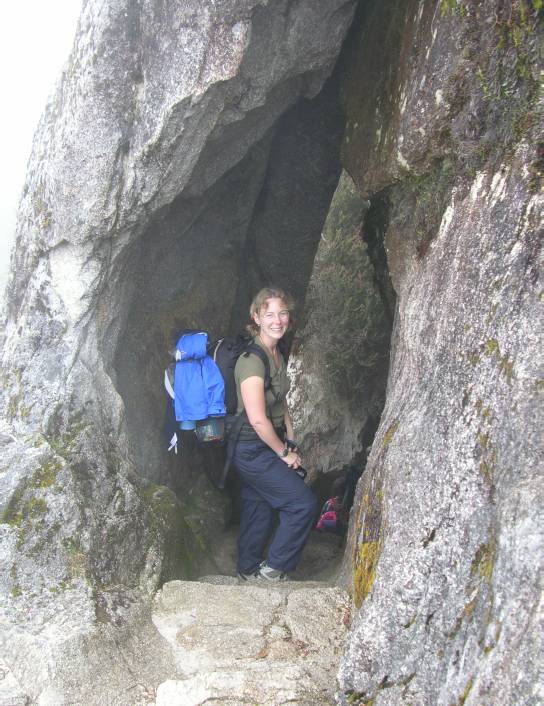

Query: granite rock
337,1,543,704
0,0,356,702
287,170,393,484
152,579,351,705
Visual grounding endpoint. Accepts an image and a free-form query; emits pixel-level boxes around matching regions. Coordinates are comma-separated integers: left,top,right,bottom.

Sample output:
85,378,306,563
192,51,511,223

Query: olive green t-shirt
234,338,289,428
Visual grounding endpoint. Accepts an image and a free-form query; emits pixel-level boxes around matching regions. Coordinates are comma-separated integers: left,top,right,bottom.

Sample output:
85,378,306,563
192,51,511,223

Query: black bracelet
286,439,298,450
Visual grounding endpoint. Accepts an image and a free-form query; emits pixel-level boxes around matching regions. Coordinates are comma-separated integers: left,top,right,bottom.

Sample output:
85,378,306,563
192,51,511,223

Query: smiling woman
0,0,81,300
230,287,318,582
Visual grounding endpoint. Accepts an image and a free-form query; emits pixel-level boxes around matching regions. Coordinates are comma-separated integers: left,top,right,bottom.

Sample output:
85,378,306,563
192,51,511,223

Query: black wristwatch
278,447,289,458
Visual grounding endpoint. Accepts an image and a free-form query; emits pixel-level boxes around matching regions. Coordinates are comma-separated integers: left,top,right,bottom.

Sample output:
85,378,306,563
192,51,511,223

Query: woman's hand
281,449,302,469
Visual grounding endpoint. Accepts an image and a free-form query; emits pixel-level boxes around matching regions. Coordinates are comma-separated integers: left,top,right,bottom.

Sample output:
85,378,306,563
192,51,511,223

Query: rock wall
0,0,356,702
287,170,393,484
335,1,543,704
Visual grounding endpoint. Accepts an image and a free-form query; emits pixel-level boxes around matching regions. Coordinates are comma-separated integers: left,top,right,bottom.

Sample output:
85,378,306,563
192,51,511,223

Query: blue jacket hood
175,332,208,361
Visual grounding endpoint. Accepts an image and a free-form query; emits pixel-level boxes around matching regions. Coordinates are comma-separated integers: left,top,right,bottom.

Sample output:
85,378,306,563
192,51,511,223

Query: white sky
0,0,82,301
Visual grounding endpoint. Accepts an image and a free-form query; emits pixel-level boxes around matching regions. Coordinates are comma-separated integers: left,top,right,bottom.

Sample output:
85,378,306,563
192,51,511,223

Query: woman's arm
241,376,300,468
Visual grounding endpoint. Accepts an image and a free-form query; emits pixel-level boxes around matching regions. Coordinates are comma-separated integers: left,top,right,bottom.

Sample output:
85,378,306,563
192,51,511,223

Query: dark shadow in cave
113,76,344,491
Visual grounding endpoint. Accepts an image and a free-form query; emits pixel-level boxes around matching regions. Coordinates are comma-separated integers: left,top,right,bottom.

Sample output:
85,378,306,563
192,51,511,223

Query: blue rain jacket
173,332,225,422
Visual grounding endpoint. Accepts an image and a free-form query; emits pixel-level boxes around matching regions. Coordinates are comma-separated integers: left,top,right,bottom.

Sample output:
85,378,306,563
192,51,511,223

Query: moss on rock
382,420,400,449
140,483,204,582
353,540,381,608
31,457,63,489
471,540,496,583
352,479,384,609
387,158,457,258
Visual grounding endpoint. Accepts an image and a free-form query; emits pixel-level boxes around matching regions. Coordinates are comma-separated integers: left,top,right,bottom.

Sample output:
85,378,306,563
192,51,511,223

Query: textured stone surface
152,579,351,705
337,1,543,704
0,659,28,706
0,0,356,702
0,591,175,706
287,170,392,483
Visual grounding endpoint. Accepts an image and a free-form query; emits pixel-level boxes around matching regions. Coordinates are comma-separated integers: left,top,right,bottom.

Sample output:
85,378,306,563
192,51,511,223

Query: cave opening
111,42,396,583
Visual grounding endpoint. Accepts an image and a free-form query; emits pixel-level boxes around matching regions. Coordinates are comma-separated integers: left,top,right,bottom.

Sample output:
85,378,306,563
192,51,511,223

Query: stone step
151,578,352,705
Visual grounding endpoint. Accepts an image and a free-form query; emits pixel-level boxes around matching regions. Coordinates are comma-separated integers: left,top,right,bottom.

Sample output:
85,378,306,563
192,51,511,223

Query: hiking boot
256,561,289,582
237,567,260,582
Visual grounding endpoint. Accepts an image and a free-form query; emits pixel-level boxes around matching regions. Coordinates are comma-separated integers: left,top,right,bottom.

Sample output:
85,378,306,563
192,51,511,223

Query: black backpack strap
218,412,246,489
218,342,277,489
245,342,273,390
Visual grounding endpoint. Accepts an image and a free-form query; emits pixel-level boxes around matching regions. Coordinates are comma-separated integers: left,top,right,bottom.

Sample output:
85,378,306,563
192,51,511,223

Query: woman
232,287,317,582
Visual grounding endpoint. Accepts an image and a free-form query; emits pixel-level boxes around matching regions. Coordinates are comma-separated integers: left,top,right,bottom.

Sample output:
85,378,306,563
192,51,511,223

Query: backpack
208,335,273,414
163,330,227,450
315,497,338,531
315,510,338,531
165,332,280,488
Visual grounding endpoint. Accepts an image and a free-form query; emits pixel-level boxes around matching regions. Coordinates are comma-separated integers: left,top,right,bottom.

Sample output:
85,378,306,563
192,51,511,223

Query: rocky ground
152,578,350,705
0,528,348,706
150,529,348,706
198,522,346,584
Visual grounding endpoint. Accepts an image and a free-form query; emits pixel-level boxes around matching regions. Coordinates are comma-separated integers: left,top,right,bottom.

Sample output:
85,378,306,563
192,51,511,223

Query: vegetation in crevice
352,482,384,608
458,677,474,705
470,539,496,583
345,692,374,706
382,420,400,449
450,0,541,171
1,475,51,559
44,407,91,461
387,157,457,259
31,457,63,489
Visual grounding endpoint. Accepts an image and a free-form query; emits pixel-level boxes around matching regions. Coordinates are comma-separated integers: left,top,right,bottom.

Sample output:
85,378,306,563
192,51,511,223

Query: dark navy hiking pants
232,439,317,574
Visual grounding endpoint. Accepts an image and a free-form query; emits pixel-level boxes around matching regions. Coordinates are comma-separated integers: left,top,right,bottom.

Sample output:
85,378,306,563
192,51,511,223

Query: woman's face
254,297,290,342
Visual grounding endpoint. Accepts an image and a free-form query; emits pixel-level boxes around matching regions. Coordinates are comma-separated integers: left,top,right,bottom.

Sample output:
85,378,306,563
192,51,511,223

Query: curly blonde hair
246,286,295,336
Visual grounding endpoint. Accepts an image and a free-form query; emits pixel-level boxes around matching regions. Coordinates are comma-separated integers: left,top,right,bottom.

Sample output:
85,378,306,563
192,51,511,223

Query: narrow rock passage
197,525,346,584
149,530,349,705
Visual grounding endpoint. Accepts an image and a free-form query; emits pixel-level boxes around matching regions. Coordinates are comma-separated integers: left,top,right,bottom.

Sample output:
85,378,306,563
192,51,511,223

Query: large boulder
0,0,356,702
152,579,351,705
288,170,393,484
337,1,543,704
